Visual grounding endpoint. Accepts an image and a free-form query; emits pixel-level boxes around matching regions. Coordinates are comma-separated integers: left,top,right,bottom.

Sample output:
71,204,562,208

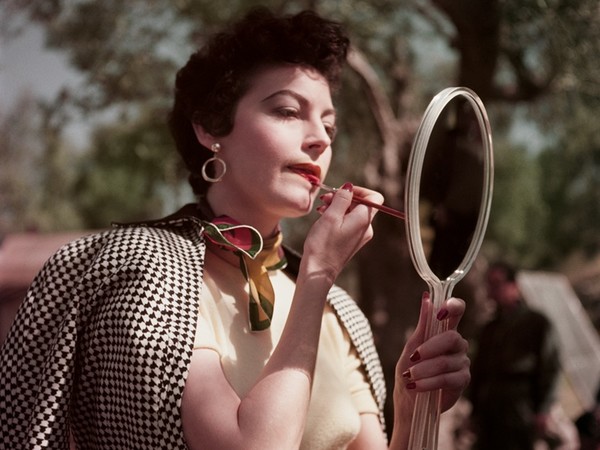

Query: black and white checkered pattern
327,285,387,429
0,211,386,448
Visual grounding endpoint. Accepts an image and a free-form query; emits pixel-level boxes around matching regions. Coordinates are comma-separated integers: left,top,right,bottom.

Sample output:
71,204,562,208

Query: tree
538,100,600,266
0,92,83,234
72,112,190,228
0,94,43,234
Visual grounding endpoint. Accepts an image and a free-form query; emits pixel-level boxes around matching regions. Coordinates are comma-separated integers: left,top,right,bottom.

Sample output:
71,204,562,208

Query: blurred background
1,0,598,447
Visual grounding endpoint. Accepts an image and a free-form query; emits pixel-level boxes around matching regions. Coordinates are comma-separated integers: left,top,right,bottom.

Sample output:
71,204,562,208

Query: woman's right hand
303,182,383,283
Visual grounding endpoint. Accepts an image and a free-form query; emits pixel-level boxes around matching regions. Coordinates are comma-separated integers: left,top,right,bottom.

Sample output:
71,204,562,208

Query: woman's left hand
394,293,471,414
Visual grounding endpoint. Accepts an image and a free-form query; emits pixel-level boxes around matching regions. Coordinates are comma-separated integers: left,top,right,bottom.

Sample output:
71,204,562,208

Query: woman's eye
324,123,337,140
275,107,299,118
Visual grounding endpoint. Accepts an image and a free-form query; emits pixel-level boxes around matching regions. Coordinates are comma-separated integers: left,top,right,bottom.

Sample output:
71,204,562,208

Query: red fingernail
341,182,353,191
402,369,411,379
406,382,417,390
437,308,449,320
409,350,421,362
319,195,325,200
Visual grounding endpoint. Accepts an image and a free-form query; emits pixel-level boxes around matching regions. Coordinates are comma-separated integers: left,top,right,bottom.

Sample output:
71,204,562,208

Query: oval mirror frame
405,86,494,297
405,87,493,450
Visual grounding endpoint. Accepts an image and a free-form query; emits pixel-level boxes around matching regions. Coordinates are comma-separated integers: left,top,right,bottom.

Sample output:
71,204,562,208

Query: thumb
405,291,431,357
325,182,354,215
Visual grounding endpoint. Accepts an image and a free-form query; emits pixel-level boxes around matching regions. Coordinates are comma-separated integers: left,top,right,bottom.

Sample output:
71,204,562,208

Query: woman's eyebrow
261,89,336,117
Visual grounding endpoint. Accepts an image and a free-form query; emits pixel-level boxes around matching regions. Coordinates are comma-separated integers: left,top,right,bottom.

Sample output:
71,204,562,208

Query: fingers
435,297,466,331
320,182,355,216
402,296,468,375
413,291,432,340
401,292,461,360
403,366,470,394
316,183,384,217
399,331,470,413
399,292,430,365
397,294,470,410
315,183,380,247
304,183,380,278
402,331,470,385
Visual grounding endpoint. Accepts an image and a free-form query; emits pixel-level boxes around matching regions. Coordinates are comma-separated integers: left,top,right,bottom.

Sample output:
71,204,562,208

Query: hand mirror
405,87,494,450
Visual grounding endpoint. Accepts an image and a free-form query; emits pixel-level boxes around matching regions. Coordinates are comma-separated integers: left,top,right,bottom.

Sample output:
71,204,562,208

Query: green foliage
0,94,86,233
484,139,548,267
537,99,600,265
72,114,190,228
498,0,599,101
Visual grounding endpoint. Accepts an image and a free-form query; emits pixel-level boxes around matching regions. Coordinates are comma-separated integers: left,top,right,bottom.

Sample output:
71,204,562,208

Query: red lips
289,165,321,186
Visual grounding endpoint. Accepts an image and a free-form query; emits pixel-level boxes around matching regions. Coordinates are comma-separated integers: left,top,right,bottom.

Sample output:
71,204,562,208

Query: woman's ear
191,122,214,149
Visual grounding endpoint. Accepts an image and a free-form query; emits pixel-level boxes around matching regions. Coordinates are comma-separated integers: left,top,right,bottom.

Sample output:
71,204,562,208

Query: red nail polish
341,182,353,191
402,369,412,379
437,308,449,320
406,382,417,390
409,350,421,362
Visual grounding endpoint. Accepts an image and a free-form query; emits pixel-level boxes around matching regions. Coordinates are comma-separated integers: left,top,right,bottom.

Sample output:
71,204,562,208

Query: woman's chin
285,197,316,218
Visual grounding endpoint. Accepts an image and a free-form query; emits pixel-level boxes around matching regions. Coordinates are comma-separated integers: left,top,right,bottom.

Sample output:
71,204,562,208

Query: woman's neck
205,191,281,237
204,240,242,269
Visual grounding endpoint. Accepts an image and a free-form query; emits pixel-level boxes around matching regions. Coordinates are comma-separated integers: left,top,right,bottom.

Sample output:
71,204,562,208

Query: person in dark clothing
576,387,600,450
469,261,561,449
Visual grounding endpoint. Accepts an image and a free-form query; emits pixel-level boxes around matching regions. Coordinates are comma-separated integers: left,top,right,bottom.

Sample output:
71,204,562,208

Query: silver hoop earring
201,143,227,183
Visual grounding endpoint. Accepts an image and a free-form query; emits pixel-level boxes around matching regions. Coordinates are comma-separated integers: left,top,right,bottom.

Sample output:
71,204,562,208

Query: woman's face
205,64,336,233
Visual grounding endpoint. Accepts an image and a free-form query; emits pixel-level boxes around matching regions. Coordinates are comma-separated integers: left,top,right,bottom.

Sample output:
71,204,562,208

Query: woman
0,8,469,450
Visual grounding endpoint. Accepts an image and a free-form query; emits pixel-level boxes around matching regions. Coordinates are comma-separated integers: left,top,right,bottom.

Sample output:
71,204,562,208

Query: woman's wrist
388,384,416,448
298,252,339,288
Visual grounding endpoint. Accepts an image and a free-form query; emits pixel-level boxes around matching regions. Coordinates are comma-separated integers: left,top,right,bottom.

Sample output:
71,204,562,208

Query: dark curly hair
168,8,350,197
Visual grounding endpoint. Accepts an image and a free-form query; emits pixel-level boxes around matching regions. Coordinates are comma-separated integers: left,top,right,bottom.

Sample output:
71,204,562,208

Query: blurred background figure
576,386,600,450
468,260,563,449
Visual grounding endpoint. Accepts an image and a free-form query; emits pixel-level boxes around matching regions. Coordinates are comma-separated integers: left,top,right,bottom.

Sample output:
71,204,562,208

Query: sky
0,18,90,146
0,23,80,109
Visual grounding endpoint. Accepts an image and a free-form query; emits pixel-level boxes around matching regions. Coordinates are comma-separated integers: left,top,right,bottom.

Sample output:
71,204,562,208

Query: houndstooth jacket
0,206,386,449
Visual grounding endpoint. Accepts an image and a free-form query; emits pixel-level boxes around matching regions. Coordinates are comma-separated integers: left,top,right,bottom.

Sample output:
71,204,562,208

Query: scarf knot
201,216,287,331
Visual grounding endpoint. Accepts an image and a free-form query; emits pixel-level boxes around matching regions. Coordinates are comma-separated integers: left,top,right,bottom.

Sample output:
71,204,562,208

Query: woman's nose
302,121,331,156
